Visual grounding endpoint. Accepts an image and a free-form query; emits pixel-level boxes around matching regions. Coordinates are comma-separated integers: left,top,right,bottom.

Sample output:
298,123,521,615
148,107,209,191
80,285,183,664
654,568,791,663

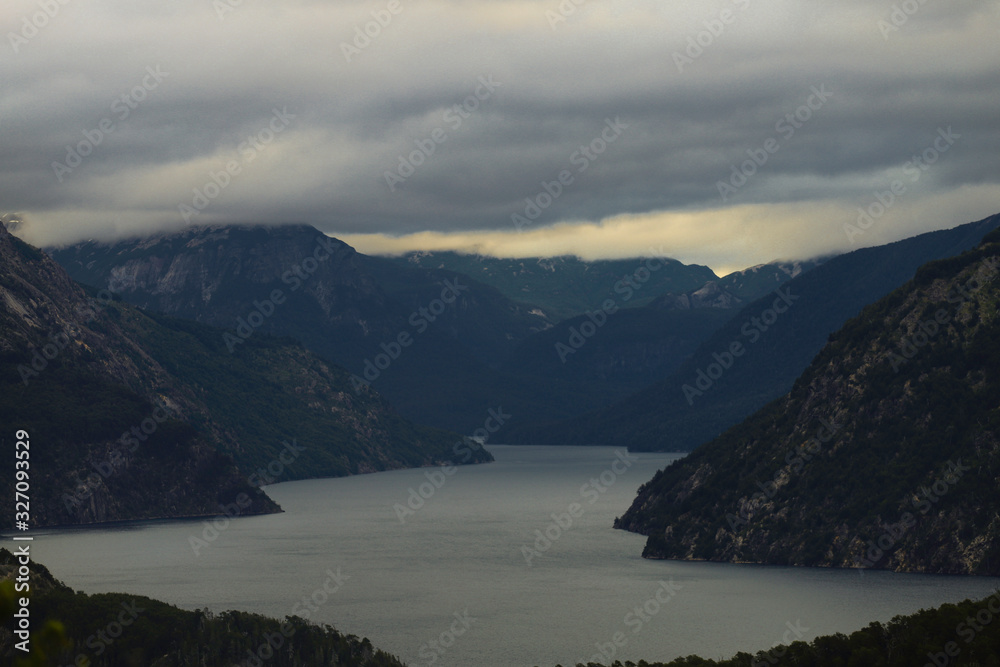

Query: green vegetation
546,592,1000,666
119,305,488,478
0,550,404,667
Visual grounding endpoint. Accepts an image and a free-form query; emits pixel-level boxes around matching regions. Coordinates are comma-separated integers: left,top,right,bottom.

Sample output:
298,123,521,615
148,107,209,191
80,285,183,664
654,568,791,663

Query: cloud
336,183,1000,274
2,0,999,268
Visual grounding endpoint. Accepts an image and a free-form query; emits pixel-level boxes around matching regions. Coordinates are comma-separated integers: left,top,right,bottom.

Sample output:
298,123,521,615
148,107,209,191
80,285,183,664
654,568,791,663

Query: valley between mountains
3,212,1000,665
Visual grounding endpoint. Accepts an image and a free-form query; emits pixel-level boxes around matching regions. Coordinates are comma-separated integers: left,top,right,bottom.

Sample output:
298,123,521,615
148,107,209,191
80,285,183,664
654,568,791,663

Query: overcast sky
3,0,999,274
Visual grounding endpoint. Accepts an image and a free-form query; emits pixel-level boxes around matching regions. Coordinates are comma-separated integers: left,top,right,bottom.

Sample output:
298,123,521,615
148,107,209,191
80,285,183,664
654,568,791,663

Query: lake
32,445,1000,666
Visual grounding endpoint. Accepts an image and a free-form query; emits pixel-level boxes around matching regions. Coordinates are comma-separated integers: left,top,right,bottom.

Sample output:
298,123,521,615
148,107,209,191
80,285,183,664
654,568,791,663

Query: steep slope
50,225,419,365
502,307,734,396
498,260,824,394
49,225,739,433
115,307,489,477
50,225,571,432
513,213,1000,450
0,225,483,528
0,226,275,526
716,259,823,300
646,260,825,311
615,228,1000,575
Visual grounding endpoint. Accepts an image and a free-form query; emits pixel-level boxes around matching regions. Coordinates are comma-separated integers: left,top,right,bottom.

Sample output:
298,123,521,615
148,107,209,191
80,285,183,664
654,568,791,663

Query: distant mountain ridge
52,226,806,434
388,251,817,322
509,214,1000,450
615,224,1000,574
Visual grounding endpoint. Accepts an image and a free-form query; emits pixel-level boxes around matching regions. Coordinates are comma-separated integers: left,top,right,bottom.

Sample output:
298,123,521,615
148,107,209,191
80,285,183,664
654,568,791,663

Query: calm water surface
31,446,1000,666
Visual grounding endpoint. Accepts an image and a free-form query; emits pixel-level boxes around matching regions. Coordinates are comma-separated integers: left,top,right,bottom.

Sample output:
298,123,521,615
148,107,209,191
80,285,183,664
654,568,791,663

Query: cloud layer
3,0,999,270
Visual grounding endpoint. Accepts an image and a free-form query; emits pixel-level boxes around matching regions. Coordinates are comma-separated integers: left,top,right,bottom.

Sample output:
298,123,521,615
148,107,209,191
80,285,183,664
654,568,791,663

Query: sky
2,0,999,275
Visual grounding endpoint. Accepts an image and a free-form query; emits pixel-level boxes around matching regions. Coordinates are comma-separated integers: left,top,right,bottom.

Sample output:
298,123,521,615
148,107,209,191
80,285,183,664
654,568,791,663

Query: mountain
116,307,488,478
48,226,574,430
496,260,825,393
501,307,734,396
0,224,482,528
647,260,825,311
387,251,719,321
648,281,746,310
512,213,1000,450
716,259,822,300
49,225,757,434
614,227,1000,575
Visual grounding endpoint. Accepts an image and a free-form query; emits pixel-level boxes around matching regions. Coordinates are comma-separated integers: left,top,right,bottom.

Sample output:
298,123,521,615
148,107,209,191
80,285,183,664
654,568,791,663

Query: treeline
0,550,404,667
551,591,1000,667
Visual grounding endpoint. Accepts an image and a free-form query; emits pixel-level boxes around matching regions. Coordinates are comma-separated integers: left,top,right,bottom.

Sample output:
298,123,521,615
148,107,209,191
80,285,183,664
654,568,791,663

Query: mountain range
393,250,819,321
7,211,1000,556
47,227,814,435
510,213,1000,451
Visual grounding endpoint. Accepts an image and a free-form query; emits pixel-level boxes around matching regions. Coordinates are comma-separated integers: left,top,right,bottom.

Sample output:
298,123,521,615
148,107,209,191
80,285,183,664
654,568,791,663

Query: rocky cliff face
615,229,1000,574
52,225,396,357
0,225,483,528
0,223,277,526
48,225,558,434
650,281,745,310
